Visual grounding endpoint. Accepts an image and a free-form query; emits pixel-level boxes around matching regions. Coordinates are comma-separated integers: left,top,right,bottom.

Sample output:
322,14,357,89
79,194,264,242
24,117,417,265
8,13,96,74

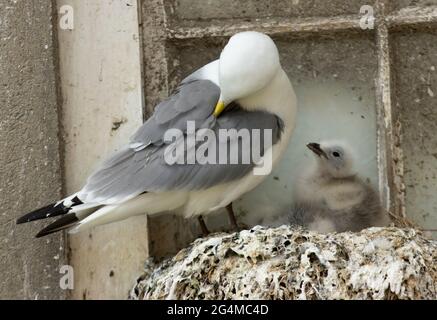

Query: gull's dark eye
332,152,340,158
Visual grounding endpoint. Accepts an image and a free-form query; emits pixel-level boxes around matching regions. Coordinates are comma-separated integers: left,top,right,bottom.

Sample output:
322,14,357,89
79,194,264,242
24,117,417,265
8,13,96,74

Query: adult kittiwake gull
17,31,297,237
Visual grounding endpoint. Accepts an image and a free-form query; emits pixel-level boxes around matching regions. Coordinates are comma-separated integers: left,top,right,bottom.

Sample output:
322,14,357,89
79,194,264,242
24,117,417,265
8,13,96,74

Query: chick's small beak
307,143,328,159
213,101,226,117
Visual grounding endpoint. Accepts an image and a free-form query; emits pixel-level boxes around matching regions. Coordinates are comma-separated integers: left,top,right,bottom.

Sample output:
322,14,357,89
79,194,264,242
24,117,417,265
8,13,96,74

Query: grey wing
129,79,219,148
78,79,283,204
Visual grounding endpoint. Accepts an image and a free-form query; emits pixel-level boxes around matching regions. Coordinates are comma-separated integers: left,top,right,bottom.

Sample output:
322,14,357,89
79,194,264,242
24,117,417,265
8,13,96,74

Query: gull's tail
35,213,79,238
16,194,101,238
16,195,81,224
15,190,186,237
17,191,186,238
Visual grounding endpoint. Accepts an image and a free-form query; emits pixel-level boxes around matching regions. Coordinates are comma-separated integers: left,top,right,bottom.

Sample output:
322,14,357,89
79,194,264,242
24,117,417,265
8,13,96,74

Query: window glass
171,35,379,227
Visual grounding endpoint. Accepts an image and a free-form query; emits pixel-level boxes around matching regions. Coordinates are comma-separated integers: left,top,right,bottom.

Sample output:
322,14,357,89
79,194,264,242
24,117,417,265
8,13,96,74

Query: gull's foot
226,203,247,232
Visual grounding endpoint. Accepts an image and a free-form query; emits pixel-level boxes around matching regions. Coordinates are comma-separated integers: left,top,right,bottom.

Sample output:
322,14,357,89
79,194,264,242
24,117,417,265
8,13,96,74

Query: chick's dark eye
332,152,340,158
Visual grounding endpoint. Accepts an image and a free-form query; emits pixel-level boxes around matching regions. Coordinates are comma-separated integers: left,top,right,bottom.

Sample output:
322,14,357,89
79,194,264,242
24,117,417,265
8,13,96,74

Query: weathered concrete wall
392,31,437,237
0,1,65,299
56,0,147,299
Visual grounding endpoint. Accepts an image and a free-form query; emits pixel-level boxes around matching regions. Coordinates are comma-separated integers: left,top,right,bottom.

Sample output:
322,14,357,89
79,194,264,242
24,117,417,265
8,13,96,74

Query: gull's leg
197,215,210,236
226,203,240,231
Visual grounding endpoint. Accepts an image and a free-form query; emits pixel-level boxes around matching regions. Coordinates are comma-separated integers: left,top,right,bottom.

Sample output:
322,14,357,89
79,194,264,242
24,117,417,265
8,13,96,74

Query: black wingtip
16,202,70,225
35,213,79,238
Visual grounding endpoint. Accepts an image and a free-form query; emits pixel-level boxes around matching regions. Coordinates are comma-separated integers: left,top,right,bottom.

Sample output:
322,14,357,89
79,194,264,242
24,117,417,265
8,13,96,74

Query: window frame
140,0,437,254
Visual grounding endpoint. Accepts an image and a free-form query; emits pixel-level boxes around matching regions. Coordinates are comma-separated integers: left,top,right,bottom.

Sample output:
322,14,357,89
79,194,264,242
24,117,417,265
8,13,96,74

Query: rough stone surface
392,30,437,238
0,1,65,299
131,226,436,300
393,0,437,10
167,0,376,28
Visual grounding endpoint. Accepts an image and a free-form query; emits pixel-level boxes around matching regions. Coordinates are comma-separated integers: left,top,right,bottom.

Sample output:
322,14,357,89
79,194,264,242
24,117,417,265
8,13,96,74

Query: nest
130,226,437,300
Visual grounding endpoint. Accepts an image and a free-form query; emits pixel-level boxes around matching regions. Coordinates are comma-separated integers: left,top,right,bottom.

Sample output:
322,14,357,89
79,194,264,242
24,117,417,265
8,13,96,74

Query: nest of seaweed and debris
130,226,437,300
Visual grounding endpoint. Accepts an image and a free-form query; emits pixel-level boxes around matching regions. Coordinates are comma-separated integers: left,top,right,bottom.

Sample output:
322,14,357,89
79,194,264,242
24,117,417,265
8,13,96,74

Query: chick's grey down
289,142,390,233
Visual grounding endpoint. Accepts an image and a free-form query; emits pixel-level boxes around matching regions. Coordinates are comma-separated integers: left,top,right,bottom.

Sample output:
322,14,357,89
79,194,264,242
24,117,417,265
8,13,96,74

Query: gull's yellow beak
213,101,226,117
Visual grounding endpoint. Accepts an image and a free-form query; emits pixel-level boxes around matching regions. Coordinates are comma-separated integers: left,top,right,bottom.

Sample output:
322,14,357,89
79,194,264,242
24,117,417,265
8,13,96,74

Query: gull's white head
214,31,281,115
306,141,355,179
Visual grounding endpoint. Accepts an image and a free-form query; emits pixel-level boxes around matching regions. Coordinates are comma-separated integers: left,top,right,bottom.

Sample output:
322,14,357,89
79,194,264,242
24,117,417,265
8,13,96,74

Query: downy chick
289,141,390,233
